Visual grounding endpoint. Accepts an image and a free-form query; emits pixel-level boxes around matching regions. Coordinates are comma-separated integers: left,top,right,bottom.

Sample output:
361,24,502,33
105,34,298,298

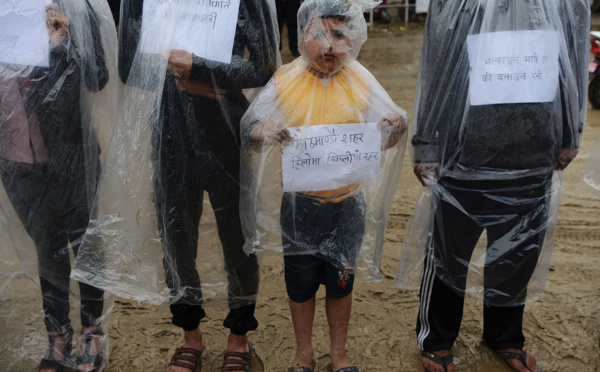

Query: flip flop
495,350,542,372
422,351,453,372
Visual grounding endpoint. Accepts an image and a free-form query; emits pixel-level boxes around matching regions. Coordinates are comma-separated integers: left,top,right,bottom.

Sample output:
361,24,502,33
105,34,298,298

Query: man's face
301,16,353,74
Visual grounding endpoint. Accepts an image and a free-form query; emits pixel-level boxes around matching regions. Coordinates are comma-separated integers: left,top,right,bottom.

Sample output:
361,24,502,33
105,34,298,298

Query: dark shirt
412,0,588,174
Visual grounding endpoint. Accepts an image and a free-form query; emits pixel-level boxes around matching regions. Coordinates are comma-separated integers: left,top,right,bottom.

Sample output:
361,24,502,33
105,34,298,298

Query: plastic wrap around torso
411,0,589,180
71,0,280,305
0,0,113,190
118,0,279,158
240,59,408,279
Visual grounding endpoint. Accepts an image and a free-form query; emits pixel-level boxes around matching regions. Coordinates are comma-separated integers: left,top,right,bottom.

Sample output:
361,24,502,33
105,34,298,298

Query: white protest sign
140,0,241,64
467,30,560,106
416,0,429,14
281,123,381,193
0,0,51,67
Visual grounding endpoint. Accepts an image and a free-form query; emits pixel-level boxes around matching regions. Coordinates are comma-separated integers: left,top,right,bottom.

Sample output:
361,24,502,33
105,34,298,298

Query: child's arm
377,111,407,150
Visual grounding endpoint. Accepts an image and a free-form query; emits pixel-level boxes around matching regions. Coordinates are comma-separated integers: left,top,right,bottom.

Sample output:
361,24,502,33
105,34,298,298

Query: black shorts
280,192,365,302
284,254,355,302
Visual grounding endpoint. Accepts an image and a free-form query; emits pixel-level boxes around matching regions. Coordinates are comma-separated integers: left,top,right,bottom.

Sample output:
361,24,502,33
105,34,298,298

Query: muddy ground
2,13,600,372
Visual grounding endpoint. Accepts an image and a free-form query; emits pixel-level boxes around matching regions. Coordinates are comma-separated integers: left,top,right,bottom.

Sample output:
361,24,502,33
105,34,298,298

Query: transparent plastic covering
0,0,118,370
395,0,589,305
583,133,600,190
72,0,280,307
240,0,407,280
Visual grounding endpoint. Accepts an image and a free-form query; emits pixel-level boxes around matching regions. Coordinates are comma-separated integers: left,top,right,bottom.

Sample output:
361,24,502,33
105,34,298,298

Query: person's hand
174,77,229,99
414,162,441,186
167,50,193,80
46,4,69,46
556,148,578,170
249,120,290,149
377,111,407,149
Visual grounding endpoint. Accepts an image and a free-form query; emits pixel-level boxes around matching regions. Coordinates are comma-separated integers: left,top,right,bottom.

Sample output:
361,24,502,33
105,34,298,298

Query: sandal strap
76,329,104,370
496,350,528,363
422,351,453,369
222,348,252,371
168,347,203,371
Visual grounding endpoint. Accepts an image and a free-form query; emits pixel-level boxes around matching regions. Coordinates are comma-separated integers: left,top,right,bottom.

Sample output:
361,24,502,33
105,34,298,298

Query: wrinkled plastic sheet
583,133,600,191
0,0,118,369
72,0,281,308
239,0,407,281
396,0,589,305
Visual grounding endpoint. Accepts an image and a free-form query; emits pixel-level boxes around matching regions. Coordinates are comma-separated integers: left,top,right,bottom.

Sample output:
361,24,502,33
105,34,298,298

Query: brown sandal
168,347,204,371
222,344,253,372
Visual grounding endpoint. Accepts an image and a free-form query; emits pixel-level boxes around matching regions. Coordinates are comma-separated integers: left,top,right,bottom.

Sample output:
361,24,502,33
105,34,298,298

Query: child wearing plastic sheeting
0,0,118,371
241,0,407,370
394,1,589,371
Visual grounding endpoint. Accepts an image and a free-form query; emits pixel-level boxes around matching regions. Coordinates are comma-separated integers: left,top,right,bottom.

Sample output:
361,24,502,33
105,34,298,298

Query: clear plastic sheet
72,0,280,307
395,0,589,305
240,0,407,280
0,0,118,370
583,133,600,190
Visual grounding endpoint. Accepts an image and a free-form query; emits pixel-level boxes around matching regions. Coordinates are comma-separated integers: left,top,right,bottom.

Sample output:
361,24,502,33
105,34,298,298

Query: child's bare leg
326,293,352,370
289,296,316,367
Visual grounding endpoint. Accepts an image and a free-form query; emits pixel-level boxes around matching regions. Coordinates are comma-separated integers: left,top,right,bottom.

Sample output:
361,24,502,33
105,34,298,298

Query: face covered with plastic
298,0,367,75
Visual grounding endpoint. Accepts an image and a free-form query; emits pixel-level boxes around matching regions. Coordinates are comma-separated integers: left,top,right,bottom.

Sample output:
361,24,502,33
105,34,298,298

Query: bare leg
289,296,316,367
166,327,206,372
325,294,352,371
226,333,249,353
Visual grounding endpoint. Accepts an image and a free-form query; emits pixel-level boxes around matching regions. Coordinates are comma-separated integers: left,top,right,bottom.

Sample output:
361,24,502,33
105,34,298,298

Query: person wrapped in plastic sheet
0,0,118,371
393,1,589,371
71,0,280,370
240,0,407,369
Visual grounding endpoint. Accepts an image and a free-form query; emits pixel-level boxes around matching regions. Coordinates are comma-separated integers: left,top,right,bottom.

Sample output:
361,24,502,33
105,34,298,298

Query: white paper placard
416,0,429,14
0,0,51,67
467,30,560,106
281,123,381,193
140,0,241,64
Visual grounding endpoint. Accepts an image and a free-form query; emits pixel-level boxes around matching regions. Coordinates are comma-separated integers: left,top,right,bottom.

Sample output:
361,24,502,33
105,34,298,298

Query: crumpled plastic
72,0,281,309
239,0,408,280
395,0,589,305
0,0,118,370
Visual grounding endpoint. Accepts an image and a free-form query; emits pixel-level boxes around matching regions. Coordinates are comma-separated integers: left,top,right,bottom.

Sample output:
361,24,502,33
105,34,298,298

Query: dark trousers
417,174,552,352
0,160,104,334
153,94,259,334
276,0,300,52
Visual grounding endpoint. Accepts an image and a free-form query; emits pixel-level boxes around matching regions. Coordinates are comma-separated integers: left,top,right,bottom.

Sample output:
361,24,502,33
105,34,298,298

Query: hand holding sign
167,50,193,80
377,111,406,149
250,120,291,149
45,3,69,46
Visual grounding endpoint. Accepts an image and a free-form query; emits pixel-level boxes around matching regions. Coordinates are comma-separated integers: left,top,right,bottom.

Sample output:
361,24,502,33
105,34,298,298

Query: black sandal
421,351,453,372
76,328,104,372
495,349,542,372
222,344,253,372
168,347,204,371
39,326,73,372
